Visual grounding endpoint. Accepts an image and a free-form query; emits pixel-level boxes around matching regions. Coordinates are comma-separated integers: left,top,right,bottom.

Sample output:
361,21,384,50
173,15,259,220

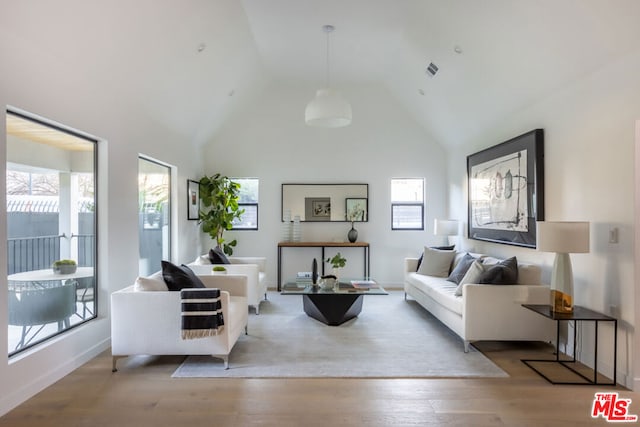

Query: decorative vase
292,215,301,242
347,223,358,243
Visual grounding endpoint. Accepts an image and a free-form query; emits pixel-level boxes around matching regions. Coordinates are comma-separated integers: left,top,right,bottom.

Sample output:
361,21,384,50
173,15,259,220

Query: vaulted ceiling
3,0,640,149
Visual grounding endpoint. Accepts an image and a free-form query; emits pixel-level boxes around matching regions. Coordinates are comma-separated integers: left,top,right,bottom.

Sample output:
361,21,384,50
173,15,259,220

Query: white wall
447,49,640,388
202,82,449,287
0,30,203,418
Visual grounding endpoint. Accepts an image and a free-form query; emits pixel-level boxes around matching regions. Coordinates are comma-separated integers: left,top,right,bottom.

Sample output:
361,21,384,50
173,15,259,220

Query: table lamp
434,219,459,247
537,221,590,313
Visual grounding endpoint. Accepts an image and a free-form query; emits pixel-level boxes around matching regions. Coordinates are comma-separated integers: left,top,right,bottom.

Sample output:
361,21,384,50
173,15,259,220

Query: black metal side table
521,304,617,385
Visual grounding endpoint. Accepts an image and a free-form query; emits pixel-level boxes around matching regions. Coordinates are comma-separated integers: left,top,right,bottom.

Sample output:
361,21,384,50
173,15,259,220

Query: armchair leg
464,341,470,353
112,355,126,372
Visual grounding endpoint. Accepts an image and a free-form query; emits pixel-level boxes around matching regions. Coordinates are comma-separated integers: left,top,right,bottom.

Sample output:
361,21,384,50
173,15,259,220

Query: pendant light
305,25,352,128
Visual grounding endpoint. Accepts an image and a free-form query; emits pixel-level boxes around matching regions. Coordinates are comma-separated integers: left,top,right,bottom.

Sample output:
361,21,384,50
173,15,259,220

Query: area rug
172,290,507,378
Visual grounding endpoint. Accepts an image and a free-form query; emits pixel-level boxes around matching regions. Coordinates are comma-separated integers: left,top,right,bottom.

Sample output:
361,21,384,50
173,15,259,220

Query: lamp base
550,252,574,313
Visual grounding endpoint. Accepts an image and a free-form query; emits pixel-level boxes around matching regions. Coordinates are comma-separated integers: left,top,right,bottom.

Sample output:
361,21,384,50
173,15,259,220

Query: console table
521,304,617,385
277,241,370,291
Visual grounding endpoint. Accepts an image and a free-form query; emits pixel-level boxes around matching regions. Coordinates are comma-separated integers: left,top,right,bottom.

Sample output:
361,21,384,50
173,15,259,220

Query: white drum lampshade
434,219,460,246
537,221,590,313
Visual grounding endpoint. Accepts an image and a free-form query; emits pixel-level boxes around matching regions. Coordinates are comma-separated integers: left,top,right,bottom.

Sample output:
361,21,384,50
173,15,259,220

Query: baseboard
0,337,110,417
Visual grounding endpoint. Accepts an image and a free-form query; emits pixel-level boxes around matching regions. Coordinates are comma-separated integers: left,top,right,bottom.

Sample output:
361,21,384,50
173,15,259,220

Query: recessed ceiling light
197,43,206,53
454,45,463,54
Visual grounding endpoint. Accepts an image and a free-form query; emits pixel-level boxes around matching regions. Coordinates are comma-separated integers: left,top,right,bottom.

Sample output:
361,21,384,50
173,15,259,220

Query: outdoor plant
326,253,347,269
52,259,77,267
198,173,245,256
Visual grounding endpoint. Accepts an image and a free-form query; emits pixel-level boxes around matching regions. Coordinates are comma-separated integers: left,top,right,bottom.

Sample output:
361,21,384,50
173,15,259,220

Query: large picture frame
467,129,544,248
187,179,200,220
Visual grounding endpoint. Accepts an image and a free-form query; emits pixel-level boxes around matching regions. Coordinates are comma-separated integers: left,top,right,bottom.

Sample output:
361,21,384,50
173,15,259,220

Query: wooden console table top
278,241,369,247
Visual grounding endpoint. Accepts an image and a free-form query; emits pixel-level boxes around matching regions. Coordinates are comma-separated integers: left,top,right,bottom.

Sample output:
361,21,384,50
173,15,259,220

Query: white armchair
190,255,267,314
111,274,248,371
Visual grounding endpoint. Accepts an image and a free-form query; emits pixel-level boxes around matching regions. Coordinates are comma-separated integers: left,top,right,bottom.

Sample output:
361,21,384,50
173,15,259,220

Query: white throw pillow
416,247,456,278
134,271,168,291
193,254,212,265
454,259,485,296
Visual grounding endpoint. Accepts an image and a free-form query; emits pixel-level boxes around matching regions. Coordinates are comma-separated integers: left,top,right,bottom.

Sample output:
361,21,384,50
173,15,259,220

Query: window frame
6,108,99,357
390,178,425,231
231,177,259,231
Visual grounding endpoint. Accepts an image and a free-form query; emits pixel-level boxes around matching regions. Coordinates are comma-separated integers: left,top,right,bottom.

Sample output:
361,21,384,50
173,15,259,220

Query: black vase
347,224,358,243
311,258,318,284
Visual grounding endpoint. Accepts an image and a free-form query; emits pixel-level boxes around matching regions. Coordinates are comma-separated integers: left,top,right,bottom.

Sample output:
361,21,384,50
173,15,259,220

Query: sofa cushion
161,261,206,291
417,247,456,277
134,271,168,291
209,247,230,264
479,256,518,285
454,259,486,296
446,253,477,284
416,245,455,271
406,273,462,315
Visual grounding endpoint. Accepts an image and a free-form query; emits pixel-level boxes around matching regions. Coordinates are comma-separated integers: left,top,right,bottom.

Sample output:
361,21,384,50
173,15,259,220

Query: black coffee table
281,280,387,326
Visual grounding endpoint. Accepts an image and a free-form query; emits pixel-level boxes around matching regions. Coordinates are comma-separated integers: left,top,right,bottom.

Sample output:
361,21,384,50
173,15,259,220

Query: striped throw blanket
180,288,224,339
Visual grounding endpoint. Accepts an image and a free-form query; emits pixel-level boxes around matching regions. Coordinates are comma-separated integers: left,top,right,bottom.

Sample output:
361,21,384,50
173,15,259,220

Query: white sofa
111,274,248,371
404,252,554,352
190,255,267,314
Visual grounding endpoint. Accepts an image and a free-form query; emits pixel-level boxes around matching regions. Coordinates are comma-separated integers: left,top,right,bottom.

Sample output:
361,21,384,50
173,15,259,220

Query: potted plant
52,259,77,275
326,252,347,279
198,173,245,256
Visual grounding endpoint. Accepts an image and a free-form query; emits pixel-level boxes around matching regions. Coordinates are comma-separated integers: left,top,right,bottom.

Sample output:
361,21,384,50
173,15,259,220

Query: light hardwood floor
0,339,636,425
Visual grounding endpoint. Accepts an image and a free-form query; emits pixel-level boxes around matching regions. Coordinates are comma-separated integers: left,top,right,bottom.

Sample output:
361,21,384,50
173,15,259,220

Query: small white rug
172,290,507,378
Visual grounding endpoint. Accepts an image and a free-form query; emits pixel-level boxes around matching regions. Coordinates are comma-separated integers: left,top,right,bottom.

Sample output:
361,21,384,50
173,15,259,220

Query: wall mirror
281,183,368,222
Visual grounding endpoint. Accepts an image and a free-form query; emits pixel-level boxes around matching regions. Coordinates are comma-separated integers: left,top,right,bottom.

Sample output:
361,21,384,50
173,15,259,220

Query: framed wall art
345,197,368,222
467,129,544,248
187,179,200,220
305,197,331,221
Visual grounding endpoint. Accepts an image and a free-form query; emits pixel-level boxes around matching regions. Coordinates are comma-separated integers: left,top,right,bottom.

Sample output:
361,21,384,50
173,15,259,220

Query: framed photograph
345,198,368,222
467,129,544,248
305,197,331,221
187,179,200,220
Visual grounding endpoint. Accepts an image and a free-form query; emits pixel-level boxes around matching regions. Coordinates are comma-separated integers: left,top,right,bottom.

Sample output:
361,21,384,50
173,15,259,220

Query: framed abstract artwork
187,179,200,220
467,129,544,248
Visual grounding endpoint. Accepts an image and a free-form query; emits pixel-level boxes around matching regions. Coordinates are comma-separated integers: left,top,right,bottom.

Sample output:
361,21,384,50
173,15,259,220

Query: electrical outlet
609,227,619,244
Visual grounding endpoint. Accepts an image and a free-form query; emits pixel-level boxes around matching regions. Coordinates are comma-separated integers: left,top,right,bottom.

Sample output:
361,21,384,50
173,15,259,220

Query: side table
521,304,617,385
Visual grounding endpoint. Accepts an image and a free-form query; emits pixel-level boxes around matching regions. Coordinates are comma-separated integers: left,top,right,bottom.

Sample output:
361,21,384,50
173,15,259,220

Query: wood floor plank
0,340,637,426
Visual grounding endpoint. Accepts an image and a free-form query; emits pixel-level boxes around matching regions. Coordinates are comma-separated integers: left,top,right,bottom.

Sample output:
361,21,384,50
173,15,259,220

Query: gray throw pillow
416,245,455,271
479,256,518,285
446,253,476,284
416,247,456,278
454,259,485,296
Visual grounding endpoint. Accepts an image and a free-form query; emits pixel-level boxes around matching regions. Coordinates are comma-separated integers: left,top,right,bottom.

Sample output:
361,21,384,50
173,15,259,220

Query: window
6,110,98,356
232,177,259,230
391,178,424,230
138,157,171,276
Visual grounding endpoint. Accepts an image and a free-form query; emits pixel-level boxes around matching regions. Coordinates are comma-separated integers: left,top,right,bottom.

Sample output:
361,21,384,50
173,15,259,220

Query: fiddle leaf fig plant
198,173,245,256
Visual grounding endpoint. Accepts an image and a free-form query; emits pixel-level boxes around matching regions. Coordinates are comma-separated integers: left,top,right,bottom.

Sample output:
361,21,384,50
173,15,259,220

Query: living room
1,0,640,424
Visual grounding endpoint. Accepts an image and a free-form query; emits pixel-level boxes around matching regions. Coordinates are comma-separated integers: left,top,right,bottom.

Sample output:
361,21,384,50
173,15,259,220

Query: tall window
6,110,98,356
138,157,171,276
232,177,259,230
391,178,424,230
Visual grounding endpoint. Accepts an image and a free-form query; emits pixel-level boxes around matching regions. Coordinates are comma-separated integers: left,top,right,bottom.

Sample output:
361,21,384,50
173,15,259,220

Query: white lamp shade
434,219,459,236
537,221,590,253
305,89,352,128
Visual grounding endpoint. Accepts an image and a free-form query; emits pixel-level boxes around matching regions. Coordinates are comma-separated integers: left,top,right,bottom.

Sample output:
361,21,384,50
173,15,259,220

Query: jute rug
172,290,507,378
